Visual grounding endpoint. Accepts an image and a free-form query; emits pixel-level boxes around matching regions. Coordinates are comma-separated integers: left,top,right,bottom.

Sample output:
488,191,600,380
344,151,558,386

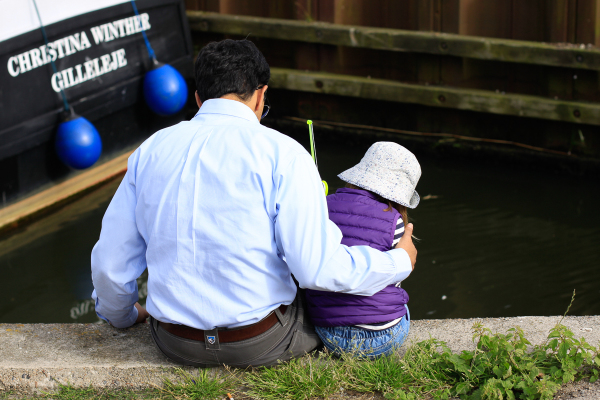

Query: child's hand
395,223,417,270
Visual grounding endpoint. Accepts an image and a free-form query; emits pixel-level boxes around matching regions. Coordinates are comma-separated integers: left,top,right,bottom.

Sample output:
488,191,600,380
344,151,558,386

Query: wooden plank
576,0,600,46
187,11,600,70
331,0,419,30
440,0,460,34
568,0,578,43
185,0,198,11
218,0,259,17
218,0,293,18
185,0,219,12
417,0,435,32
458,0,512,39
293,0,334,23
544,0,570,43
0,150,132,236
268,67,600,125
511,0,545,41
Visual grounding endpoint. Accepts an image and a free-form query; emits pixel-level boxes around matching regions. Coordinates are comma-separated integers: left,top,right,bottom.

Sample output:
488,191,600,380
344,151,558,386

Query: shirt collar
193,98,260,124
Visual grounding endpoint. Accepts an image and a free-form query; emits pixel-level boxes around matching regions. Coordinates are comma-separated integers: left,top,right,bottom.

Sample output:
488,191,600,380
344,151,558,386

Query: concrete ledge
0,322,179,393
1,316,598,395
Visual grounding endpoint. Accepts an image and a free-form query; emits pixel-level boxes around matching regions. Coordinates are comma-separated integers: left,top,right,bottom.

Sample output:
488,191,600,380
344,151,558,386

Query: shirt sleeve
91,150,147,328
273,151,412,296
391,217,405,249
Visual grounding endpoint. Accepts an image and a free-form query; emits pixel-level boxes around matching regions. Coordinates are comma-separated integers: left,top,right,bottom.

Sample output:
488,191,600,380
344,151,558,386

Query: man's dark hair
195,39,270,102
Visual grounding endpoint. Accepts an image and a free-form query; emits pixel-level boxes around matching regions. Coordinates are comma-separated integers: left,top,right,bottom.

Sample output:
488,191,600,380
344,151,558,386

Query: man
91,39,416,367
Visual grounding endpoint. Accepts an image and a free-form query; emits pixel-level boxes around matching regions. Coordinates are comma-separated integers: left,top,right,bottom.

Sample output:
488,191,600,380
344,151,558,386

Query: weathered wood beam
0,150,131,236
188,11,600,71
269,68,600,125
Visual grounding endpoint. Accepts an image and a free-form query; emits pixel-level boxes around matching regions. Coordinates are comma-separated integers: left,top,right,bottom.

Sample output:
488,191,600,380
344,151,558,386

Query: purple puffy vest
305,188,409,327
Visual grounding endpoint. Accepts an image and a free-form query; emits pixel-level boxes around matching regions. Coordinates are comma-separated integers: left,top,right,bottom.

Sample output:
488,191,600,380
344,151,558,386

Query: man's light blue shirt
91,99,412,329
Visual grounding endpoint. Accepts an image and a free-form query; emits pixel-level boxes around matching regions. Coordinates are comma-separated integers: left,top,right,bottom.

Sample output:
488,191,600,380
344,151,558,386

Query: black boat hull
0,0,194,204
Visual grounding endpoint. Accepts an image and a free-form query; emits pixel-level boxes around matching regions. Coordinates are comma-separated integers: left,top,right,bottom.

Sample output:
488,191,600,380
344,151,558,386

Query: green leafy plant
338,321,599,400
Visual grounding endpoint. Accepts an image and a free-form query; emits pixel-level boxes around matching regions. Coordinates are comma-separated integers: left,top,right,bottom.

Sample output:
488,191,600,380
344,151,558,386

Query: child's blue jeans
314,305,410,359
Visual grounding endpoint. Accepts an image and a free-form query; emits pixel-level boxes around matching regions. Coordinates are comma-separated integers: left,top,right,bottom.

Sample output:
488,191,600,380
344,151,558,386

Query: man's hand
134,302,150,324
395,223,417,270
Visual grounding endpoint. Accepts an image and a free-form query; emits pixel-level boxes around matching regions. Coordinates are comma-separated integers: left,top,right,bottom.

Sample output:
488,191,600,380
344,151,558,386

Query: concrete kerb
0,316,599,395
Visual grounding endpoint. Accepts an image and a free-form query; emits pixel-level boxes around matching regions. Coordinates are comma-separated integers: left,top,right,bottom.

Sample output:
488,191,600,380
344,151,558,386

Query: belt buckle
204,328,220,350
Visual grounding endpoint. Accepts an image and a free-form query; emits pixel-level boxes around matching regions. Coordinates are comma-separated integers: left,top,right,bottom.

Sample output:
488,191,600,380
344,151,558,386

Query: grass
159,368,239,399
244,353,344,399
6,387,159,400
343,343,455,399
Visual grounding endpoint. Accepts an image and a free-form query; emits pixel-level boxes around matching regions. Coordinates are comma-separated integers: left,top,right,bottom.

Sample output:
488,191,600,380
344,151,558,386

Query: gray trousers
149,292,321,368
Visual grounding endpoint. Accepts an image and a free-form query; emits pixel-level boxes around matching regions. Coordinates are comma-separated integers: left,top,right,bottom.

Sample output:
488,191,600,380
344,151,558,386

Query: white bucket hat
338,142,421,209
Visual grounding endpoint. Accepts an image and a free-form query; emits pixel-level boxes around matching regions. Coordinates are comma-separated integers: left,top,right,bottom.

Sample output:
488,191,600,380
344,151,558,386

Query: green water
1,137,598,323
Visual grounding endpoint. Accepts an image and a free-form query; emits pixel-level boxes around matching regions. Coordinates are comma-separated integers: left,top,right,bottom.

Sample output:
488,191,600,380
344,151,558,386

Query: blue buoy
143,63,187,116
55,112,102,169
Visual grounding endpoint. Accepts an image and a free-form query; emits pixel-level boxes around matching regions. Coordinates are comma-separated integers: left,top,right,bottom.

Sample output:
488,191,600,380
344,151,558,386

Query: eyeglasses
261,93,270,119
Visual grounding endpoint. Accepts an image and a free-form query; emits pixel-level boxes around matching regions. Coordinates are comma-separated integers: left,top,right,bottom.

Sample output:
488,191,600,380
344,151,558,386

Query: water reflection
69,274,147,322
0,136,599,323
0,178,146,323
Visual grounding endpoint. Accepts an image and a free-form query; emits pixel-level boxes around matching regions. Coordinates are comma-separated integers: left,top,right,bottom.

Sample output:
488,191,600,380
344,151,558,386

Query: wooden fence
185,0,600,45
185,0,600,158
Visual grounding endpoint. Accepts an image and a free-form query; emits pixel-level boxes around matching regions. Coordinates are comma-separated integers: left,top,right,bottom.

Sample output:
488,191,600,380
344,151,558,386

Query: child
305,141,421,359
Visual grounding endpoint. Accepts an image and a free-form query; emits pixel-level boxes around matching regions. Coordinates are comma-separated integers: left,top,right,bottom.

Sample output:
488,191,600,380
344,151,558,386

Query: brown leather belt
159,304,288,343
